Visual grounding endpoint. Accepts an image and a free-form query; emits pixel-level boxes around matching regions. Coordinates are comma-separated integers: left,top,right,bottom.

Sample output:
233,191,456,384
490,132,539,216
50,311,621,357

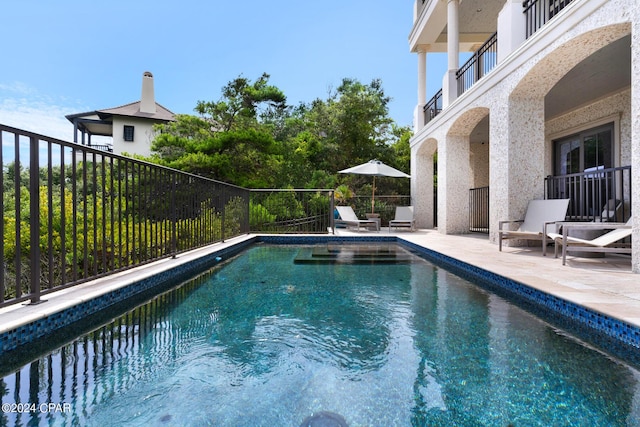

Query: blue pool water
1,244,640,426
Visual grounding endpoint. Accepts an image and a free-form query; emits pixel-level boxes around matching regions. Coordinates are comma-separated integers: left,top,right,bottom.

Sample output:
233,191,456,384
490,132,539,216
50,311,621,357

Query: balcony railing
524,0,574,38
545,166,632,222
423,89,443,124
87,144,113,152
456,32,498,96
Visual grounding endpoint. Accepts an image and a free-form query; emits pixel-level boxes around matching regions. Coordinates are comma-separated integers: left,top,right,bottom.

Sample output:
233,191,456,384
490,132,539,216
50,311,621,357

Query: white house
409,0,639,272
66,71,175,157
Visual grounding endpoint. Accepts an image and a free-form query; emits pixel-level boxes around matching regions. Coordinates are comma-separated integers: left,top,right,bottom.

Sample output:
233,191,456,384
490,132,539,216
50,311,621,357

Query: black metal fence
524,0,574,38
1,125,250,308
456,32,498,96
469,186,489,233
249,189,335,233
545,166,632,222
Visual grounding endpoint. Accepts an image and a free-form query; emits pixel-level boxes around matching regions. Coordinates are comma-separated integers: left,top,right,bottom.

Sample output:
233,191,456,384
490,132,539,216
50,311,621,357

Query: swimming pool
1,243,639,426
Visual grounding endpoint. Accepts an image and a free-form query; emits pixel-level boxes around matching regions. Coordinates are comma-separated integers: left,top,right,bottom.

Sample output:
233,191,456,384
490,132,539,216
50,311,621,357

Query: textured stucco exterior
112,117,161,157
632,6,640,272
410,0,640,272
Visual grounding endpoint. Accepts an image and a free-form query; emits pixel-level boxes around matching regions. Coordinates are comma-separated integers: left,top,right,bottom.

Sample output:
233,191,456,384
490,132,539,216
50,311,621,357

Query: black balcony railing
524,0,574,38
87,144,113,152
423,89,443,124
545,166,632,222
456,32,498,96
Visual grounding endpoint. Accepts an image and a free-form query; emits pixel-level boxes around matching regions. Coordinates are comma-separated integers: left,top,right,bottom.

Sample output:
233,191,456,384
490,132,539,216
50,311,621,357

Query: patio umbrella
338,159,410,213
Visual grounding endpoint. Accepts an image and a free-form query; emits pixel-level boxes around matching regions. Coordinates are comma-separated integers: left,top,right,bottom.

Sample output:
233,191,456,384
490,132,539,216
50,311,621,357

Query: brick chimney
140,71,156,114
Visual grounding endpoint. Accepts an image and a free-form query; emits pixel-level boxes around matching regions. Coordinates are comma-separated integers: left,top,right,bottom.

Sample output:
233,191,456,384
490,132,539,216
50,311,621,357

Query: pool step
293,245,414,264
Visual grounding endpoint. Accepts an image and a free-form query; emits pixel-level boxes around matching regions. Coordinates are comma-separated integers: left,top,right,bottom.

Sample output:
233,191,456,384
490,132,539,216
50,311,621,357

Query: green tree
150,74,410,196
152,74,286,187
194,72,286,132
326,78,394,170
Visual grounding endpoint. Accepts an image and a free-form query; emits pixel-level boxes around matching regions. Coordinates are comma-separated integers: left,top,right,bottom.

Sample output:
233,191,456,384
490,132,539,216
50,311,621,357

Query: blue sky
1,1,447,141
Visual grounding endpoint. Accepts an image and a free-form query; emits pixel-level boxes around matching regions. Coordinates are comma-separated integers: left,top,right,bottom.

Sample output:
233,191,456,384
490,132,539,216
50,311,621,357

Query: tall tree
152,74,286,187
194,72,286,132
329,78,394,170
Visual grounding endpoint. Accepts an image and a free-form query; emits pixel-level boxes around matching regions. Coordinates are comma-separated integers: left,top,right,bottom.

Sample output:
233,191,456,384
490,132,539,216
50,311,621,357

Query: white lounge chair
335,206,379,231
547,219,632,265
498,199,570,256
595,199,623,222
388,206,415,232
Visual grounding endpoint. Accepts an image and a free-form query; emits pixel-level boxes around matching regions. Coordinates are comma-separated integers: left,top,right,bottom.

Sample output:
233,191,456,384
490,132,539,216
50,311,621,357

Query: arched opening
440,108,490,234
510,24,632,223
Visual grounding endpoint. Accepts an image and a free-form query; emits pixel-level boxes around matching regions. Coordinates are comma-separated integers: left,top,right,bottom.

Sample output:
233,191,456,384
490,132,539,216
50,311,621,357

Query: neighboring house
66,71,175,157
408,0,639,272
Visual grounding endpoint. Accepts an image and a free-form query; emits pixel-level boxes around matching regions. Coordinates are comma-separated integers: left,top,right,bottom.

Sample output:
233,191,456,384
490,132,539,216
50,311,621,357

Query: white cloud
1,98,74,141
0,82,110,144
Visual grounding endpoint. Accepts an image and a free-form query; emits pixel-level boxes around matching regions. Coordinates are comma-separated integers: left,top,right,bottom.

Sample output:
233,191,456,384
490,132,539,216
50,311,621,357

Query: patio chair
595,198,623,222
498,199,570,256
547,219,632,265
388,206,415,232
335,206,380,231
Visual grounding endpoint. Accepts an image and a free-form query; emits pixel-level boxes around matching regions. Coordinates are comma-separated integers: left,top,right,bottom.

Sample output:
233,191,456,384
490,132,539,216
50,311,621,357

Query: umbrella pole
371,176,376,213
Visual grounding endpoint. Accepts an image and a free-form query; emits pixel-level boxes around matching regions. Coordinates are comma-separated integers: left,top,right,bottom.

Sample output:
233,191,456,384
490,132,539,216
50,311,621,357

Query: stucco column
414,50,427,132
489,96,546,244
447,0,459,71
497,0,527,62
411,138,436,229
442,0,460,108
631,10,640,273
439,133,470,234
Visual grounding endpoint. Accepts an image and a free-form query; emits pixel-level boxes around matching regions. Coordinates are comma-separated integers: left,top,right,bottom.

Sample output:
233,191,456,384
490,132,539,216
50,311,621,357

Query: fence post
221,187,226,242
171,174,177,258
330,190,335,234
29,136,43,304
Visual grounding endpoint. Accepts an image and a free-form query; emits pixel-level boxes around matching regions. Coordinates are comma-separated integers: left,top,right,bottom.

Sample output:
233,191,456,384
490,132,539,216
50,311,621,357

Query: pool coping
1,234,639,357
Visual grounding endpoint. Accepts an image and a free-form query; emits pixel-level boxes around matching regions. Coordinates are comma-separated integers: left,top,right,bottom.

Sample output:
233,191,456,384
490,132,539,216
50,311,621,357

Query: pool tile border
1,235,638,359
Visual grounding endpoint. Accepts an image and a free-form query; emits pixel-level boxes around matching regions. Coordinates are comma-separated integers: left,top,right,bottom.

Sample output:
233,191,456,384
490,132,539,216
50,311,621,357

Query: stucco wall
112,117,159,157
471,142,489,188
410,0,639,270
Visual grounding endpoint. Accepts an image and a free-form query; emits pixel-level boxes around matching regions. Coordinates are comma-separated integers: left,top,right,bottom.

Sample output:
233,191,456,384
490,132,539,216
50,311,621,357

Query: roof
65,102,175,137
97,101,175,122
